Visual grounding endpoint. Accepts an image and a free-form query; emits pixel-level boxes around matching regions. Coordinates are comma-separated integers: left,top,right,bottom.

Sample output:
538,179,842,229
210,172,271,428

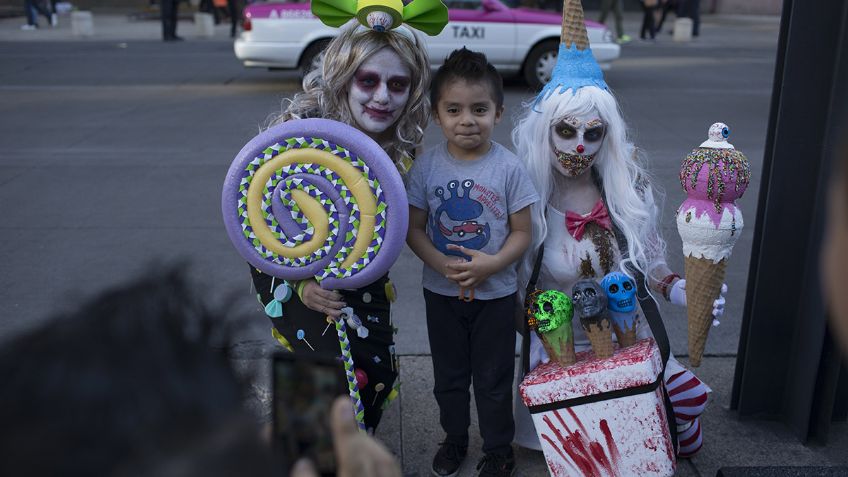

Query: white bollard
70,10,94,37
673,17,693,42
194,12,215,37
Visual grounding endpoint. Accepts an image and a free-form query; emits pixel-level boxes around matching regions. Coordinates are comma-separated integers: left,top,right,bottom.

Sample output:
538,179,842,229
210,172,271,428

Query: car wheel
523,40,559,90
300,39,331,75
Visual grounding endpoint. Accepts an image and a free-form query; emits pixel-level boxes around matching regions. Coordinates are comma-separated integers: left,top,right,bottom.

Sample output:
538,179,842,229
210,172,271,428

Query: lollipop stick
458,285,475,302
322,317,333,336
335,316,367,432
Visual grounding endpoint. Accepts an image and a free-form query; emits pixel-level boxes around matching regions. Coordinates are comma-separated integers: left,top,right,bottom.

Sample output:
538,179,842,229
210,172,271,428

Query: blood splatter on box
519,338,676,476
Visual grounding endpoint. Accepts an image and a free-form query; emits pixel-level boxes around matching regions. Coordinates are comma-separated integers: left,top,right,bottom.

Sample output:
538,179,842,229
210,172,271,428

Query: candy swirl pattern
222,118,408,290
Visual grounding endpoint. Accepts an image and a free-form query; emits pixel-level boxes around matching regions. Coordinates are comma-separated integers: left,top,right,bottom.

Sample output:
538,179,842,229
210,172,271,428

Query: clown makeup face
347,48,412,137
550,112,607,177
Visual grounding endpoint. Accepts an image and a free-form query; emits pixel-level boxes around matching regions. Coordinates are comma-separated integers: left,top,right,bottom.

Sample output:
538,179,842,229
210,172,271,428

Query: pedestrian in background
228,0,242,38
677,0,700,36
21,0,52,30
598,0,630,43
160,0,182,41
640,0,658,40
655,0,678,34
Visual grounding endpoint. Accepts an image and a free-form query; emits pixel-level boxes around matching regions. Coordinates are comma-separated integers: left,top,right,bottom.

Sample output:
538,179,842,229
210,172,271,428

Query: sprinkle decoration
296,329,315,351
679,147,751,215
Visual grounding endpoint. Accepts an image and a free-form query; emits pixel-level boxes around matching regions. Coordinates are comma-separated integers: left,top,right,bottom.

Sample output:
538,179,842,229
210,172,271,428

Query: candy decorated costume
512,0,720,458
242,19,439,432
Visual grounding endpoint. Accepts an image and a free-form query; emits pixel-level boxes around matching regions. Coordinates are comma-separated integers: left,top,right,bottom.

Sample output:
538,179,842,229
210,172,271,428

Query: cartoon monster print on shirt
430,179,491,259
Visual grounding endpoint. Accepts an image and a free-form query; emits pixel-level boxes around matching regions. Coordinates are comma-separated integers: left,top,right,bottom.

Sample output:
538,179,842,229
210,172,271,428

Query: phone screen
272,352,346,475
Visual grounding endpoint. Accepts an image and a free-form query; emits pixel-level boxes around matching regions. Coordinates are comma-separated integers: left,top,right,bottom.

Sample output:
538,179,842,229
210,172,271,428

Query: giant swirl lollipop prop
222,118,409,430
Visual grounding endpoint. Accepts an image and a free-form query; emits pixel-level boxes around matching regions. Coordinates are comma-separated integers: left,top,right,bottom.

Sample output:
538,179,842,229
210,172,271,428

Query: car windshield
444,0,483,10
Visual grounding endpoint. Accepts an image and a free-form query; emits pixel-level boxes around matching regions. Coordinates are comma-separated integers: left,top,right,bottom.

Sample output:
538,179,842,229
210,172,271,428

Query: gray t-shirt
407,141,539,299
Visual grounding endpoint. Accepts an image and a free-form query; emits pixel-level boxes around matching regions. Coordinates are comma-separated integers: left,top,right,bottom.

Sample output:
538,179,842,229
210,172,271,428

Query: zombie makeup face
572,279,607,319
347,48,412,137
550,112,606,177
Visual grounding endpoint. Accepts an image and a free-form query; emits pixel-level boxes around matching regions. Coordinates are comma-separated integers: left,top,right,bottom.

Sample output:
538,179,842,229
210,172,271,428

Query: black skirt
250,265,398,431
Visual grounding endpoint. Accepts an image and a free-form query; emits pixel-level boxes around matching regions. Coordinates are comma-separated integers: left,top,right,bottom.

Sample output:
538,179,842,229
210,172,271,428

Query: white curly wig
512,86,667,296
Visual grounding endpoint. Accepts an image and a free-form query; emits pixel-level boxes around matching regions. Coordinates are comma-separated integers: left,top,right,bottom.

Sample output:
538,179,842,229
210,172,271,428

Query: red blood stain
599,419,622,468
655,398,676,464
541,410,621,477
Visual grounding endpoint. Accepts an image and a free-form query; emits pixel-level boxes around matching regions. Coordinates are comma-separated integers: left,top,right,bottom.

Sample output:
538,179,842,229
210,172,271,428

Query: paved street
0,9,845,476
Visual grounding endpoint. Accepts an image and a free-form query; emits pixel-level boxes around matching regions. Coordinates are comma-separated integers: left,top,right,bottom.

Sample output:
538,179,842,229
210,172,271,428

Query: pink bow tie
565,200,612,240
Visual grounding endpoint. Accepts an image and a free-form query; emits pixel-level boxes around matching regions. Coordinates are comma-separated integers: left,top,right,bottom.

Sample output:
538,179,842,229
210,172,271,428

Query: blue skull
601,272,637,313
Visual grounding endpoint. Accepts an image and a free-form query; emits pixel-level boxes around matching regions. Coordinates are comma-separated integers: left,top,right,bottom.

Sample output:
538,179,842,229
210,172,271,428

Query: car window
443,0,483,10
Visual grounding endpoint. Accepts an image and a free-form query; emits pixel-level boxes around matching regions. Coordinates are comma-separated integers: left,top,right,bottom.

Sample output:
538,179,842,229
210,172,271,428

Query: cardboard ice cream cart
519,338,676,476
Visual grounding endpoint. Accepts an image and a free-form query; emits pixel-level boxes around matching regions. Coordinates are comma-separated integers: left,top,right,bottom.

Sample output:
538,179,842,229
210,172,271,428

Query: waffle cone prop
528,290,576,366
611,312,639,347
572,279,614,359
685,256,727,366
561,0,590,50
602,271,639,348
676,123,750,366
582,316,614,359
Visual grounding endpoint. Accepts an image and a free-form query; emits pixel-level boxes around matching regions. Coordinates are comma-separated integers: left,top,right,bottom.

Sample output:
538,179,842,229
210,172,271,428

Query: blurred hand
291,397,401,477
300,279,346,319
529,332,550,371
444,244,499,288
669,279,727,325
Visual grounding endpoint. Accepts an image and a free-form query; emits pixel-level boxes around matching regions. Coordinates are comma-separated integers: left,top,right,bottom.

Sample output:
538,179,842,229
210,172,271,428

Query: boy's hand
438,254,466,282
445,244,500,288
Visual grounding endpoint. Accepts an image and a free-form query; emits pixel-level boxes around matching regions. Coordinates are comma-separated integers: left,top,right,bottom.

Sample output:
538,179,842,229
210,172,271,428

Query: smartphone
272,351,347,476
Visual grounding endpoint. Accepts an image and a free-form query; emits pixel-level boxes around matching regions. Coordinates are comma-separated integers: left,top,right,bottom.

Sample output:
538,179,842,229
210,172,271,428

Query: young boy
406,48,539,477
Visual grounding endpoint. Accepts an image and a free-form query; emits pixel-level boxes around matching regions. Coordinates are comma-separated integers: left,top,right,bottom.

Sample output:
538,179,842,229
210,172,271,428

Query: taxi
234,0,620,88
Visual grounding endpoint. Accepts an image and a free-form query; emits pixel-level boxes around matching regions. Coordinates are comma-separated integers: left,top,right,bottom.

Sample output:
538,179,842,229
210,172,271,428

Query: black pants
24,0,50,25
656,0,676,31
641,3,657,39
251,266,397,431
424,289,516,454
160,0,179,40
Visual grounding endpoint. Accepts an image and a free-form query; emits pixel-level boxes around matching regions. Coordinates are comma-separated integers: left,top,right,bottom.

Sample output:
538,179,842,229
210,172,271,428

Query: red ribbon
565,199,612,240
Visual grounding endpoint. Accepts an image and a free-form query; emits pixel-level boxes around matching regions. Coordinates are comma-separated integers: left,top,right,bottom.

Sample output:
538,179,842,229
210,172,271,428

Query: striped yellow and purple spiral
222,118,409,290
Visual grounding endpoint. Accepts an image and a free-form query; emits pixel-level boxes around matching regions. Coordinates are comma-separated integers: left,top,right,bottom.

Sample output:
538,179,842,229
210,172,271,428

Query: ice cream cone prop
601,271,639,348
311,0,448,35
572,279,614,359
685,255,727,366
528,290,576,366
582,316,614,358
676,122,751,366
610,311,639,347
538,0,608,100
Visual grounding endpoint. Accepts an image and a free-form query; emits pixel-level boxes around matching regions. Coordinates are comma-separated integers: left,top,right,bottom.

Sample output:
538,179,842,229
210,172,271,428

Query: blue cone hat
537,0,608,100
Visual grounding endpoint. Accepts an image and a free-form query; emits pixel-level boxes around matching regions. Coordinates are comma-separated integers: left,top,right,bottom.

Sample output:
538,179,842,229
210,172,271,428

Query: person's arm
445,206,533,289
406,205,464,279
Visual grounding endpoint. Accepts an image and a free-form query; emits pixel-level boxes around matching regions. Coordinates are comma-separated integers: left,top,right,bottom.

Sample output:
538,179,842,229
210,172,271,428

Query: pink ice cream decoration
678,123,751,229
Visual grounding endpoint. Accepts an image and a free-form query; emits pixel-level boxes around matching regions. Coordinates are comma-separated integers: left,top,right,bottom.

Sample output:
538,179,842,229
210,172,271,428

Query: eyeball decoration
311,0,449,36
600,271,636,313
222,118,410,432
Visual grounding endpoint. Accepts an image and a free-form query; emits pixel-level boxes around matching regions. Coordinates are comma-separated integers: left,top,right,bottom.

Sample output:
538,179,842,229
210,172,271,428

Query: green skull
533,290,573,334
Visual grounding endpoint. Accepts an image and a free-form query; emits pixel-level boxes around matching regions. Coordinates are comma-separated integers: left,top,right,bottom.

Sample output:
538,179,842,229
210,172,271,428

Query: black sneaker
476,449,515,477
431,441,467,477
